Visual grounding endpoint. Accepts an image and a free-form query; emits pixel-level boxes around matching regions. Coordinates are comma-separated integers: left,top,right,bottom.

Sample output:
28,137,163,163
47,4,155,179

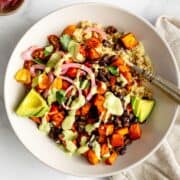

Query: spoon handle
150,73,180,103
131,64,180,103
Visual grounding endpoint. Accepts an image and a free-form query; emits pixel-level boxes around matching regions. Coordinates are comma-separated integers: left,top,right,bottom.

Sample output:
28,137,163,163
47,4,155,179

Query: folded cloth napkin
111,16,180,180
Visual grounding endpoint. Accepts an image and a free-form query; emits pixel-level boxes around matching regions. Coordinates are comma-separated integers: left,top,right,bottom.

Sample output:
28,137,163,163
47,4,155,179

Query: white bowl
4,2,180,177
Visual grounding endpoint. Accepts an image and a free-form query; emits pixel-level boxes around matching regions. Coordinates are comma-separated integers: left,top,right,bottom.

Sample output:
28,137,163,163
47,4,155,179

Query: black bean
99,54,109,65
122,116,130,127
89,106,99,119
48,127,62,141
109,55,118,63
114,117,123,129
119,146,126,155
105,26,117,34
98,69,108,82
131,116,138,123
102,39,112,48
124,138,132,146
114,43,121,51
129,113,134,121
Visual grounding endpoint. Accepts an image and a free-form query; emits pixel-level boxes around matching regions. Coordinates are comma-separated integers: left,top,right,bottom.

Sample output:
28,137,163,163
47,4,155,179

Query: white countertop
0,0,179,180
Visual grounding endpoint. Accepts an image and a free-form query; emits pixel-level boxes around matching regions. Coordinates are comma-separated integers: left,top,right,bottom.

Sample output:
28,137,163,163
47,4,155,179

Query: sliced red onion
84,27,107,40
62,84,83,110
43,88,49,99
60,63,97,101
21,46,40,61
48,72,54,84
30,64,46,77
59,76,75,85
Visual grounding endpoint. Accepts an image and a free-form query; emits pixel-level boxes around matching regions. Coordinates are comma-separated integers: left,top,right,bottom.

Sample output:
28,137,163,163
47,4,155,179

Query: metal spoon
130,63,180,103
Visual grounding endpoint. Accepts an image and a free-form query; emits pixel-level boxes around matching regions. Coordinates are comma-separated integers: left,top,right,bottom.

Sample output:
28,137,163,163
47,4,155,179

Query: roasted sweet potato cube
129,123,142,140
98,124,114,136
116,127,129,136
101,144,109,156
87,150,99,165
121,33,138,49
105,151,118,165
111,133,124,147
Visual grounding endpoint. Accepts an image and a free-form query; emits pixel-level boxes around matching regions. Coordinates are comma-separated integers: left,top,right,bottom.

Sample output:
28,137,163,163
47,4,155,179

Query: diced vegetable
87,150,99,165
30,117,41,124
94,95,106,113
15,68,31,84
63,25,76,36
97,81,107,95
107,66,119,76
129,123,142,140
85,37,100,48
116,127,129,136
51,77,62,90
38,74,50,89
98,124,114,136
80,102,91,116
51,112,64,128
39,118,51,134
105,151,118,165
111,57,124,66
87,48,100,60
121,33,138,49
111,133,124,147
60,34,72,50
101,144,109,156
44,45,54,57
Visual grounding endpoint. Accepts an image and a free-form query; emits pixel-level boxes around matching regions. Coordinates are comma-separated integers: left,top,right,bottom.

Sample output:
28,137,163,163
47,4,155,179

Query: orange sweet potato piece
98,124,114,136
111,57,124,67
30,117,41,124
63,25,76,36
98,135,106,144
94,95,106,113
38,73,50,90
116,127,129,136
111,133,124,147
87,150,99,165
85,37,100,48
87,48,100,60
62,80,70,90
97,81,107,95
51,112,64,128
129,123,142,140
121,33,138,49
105,151,118,165
101,144,109,156
81,102,92,116
51,77,62,90
15,68,31,84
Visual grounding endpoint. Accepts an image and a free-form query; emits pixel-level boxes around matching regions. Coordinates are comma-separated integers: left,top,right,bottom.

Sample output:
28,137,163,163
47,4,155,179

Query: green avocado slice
16,89,49,117
131,96,155,123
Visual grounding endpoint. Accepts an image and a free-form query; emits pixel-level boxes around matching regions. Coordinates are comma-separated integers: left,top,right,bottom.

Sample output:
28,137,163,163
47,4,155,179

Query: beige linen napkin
111,16,180,180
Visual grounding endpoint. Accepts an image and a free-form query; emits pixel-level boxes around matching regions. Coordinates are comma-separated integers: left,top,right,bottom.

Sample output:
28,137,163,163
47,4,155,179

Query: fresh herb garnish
60,34,71,51
44,45,54,57
56,90,66,105
107,66,119,76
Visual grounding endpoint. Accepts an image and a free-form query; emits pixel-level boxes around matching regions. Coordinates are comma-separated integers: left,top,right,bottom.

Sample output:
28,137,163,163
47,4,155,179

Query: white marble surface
0,0,179,180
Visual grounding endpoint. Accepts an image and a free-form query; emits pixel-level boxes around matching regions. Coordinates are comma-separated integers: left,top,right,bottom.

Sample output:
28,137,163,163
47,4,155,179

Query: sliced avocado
131,96,141,117
138,100,155,123
131,96,155,123
16,89,49,117
35,105,50,117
